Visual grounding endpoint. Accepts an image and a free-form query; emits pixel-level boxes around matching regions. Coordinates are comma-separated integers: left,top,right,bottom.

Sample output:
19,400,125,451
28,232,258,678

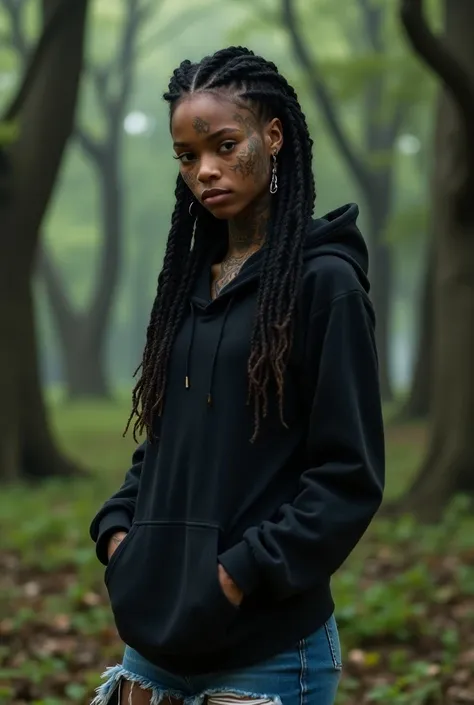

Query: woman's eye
174,153,195,164
219,141,236,154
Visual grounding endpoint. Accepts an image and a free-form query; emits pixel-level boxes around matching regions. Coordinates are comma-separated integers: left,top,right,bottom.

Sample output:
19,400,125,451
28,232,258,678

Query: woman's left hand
218,564,243,606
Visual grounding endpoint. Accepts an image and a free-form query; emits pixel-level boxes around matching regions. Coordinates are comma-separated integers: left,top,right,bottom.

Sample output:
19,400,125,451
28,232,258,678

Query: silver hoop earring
189,201,197,251
270,153,278,194
190,217,197,251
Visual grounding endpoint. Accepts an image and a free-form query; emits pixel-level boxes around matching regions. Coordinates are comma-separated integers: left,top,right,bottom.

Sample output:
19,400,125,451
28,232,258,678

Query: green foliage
229,0,436,113
334,495,474,704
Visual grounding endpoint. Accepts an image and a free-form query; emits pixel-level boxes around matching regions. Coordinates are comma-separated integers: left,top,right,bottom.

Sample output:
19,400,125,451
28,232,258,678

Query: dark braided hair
125,46,316,442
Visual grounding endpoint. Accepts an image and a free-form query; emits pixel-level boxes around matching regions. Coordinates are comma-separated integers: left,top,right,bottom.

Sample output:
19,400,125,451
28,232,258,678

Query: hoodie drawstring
184,298,234,407
185,301,196,389
207,298,233,406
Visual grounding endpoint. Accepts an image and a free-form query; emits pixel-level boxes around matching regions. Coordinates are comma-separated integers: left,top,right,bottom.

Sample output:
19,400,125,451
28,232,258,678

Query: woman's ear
265,118,284,155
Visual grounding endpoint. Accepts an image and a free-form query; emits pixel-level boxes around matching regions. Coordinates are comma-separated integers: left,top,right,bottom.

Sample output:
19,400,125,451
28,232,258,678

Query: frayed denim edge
90,664,186,705
189,688,282,705
90,665,282,705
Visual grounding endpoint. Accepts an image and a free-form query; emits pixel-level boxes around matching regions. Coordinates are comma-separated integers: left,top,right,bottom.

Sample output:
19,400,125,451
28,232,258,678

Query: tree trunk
357,5,404,402
402,0,474,519
40,144,122,399
368,227,393,402
398,241,434,420
39,248,111,398
0,263,79,480
64,321,111,399
366,170,396,402
0,0,89,481
83,142,123,398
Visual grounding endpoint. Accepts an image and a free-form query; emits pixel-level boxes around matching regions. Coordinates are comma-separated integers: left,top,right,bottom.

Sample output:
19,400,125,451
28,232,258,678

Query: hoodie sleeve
218,291,385,599
89,441,147,565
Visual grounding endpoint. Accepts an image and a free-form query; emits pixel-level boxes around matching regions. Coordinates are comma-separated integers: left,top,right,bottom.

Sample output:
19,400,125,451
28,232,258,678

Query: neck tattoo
228,194,269,254
211,196,269,299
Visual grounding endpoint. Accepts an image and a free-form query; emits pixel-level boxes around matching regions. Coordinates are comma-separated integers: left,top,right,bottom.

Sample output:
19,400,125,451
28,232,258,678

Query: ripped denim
90,615,342,705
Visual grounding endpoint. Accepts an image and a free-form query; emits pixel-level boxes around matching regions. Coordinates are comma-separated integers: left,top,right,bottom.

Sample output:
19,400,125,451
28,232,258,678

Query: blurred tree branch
73,0,148,334
40,0,151,398
358,0,408,146
74,126,103,163
82,0,153,126
1,0,81,121
280,0,411,400
136,2,216,60
281,0,372,195
400,0,474,214
1,0,29,60
37,246,78,343
401,0,474,116
356,0,384,51
87,63,111,116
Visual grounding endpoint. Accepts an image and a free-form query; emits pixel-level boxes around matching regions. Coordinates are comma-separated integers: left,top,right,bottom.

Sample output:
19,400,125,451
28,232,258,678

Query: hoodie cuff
218,540,261,597
95,510,132,566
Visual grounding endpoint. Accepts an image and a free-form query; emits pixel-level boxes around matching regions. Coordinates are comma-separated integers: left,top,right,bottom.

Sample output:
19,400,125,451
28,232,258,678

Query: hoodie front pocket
105,521,238,657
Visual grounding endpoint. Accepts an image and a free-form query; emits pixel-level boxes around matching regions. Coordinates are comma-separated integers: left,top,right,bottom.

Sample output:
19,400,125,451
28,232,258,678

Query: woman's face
171,92,283,220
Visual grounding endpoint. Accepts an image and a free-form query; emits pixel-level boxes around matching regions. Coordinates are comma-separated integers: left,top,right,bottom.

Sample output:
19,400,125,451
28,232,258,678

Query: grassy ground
1,402,473,705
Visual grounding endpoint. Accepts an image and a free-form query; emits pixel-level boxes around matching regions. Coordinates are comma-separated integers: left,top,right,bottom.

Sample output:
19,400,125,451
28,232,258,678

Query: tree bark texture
401,0,474,518
0,0,89,481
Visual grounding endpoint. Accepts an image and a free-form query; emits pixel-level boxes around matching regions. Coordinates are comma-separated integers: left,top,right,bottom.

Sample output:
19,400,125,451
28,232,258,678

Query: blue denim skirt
91,614,342,705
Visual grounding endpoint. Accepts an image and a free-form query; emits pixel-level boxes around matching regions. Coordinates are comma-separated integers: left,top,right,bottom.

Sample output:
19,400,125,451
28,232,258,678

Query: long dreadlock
125,46,316,442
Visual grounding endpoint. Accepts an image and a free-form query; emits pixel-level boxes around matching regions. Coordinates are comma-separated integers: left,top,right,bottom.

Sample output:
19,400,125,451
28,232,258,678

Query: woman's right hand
107,531,128,561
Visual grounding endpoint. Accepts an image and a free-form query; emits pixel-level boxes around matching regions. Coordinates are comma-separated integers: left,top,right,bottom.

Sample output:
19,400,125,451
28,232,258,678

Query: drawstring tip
207,393,212,406
185,376,190,389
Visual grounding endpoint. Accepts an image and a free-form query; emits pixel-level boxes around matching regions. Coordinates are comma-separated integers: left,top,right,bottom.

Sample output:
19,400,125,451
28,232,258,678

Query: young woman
90,46,384,705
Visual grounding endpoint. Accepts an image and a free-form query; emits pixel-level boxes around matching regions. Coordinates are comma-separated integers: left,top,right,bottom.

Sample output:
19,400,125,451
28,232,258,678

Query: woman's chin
206,192,269,222
206,203,243,221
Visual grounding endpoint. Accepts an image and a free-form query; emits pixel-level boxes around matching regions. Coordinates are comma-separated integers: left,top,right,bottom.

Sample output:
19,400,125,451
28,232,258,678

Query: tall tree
281,0,409,400
400,0,474,518
38,0,153,399
0,0,89,481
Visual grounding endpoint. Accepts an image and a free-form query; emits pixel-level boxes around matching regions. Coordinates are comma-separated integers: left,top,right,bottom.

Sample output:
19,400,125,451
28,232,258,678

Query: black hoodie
90,203,385,674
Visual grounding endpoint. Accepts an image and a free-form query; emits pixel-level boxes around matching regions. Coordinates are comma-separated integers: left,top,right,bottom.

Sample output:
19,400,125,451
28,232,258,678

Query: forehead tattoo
192,117,210,134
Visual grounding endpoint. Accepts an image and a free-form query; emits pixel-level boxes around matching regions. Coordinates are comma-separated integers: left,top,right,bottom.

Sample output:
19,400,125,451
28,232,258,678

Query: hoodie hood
304,203,369,292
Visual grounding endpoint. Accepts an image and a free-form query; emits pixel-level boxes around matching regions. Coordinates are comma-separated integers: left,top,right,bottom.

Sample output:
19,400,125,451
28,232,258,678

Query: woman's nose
197,155,221,183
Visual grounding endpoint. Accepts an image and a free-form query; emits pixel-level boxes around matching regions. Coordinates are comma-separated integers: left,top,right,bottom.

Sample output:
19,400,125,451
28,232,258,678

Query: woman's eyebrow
173,126,241,148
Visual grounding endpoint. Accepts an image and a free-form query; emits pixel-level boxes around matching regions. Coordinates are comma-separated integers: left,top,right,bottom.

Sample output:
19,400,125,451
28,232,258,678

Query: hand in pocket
218,564,243,607
107,531,128,562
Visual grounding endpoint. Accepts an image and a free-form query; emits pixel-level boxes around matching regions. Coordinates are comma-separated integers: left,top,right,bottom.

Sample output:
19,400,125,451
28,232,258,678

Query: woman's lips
202,189,232,206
